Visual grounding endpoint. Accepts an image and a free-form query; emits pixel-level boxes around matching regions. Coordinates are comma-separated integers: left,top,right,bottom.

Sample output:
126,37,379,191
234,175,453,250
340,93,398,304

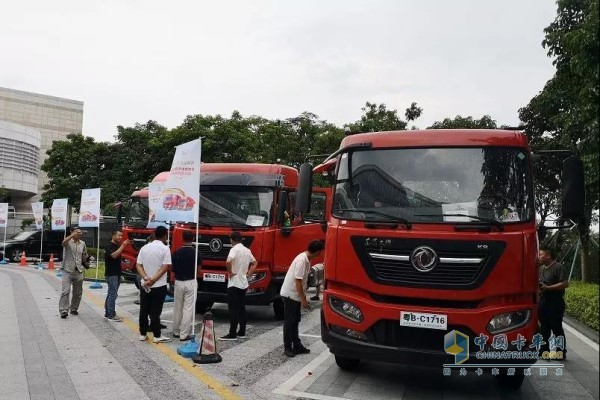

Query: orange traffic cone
19,251,27,267
192,313,222,364
47,254,55,270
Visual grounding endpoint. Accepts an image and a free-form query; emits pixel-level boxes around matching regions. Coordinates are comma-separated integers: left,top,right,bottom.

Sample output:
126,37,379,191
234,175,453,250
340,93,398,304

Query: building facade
0,86,84,212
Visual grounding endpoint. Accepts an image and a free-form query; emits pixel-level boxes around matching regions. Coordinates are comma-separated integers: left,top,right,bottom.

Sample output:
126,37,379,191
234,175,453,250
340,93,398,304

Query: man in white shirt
136,226,172,343
280,240,324,357
219,231,257,341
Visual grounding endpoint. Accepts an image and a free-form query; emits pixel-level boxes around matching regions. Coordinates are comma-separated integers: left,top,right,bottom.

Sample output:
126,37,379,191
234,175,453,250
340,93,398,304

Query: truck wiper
228,221,256,231
337,208,412,230
415,213,504,231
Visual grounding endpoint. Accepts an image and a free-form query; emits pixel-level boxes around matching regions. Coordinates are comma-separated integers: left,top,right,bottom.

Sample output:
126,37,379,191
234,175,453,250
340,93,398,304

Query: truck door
273,189,329,274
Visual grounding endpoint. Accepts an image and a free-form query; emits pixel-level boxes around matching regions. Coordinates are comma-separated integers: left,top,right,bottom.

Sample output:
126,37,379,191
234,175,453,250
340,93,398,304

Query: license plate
203,273,226,283
400,311,448,330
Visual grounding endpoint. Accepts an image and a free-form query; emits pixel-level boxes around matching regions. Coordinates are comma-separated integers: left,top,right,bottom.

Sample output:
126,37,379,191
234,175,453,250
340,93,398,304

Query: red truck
118,163,331,318
296,129,584,389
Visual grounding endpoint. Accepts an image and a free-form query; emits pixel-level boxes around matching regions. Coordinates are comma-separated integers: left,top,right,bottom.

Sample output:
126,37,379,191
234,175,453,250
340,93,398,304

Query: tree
0,186,8,202
428,115,498,129
519,0,599,282
348,101,421,133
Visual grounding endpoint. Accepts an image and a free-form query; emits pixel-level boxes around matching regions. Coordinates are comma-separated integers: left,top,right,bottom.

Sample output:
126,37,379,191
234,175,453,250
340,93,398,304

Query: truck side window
303,193,327,222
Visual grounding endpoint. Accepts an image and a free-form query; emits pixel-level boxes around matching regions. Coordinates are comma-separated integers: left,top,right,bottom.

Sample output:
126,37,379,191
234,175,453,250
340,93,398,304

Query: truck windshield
124,196,150,226
199,186,274,227
333,147,534,224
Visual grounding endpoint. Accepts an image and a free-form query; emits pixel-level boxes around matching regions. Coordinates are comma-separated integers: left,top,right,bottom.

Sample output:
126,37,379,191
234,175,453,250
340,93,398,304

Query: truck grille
351,237,505,289
368,320,476,351
197,235,254,261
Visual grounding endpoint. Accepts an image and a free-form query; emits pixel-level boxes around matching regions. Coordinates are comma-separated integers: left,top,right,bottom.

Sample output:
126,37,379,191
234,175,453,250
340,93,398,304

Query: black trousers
539,298,567,354
227,287,247,335
283,296,302,350
139,285,167,337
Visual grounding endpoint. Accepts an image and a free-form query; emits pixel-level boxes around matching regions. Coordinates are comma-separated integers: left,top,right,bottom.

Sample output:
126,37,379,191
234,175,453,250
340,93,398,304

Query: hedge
565,281,599,331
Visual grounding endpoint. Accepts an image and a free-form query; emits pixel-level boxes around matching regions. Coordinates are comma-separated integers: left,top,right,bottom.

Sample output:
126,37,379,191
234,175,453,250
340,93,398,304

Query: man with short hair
538,246,569,360
104,229,130,322
280,240,324,357
171,230,200,341
219,231,257,341
136,226,172,343
59,226,89,318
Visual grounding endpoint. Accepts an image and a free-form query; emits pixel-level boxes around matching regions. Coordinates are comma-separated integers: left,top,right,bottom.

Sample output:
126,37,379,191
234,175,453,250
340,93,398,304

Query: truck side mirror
296,163,313,214
276,191,288,225
561,156,585,219
115,202,123,226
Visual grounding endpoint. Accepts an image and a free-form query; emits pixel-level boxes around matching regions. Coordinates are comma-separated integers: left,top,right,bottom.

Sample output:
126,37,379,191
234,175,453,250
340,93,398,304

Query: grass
84,261,106,280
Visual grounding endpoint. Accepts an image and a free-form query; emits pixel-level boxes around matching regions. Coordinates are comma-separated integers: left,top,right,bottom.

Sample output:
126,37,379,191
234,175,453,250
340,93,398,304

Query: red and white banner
0,203,8,228
51,198,68,231
155,139,201,223
79,189,101,228
31,202,44,230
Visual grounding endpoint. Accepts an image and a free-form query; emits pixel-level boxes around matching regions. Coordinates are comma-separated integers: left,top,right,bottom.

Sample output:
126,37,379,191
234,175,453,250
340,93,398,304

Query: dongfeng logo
410,246,438,272
209,238,223,253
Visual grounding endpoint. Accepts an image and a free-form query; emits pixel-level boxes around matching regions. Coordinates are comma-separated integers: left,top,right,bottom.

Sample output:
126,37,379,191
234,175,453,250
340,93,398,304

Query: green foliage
0,186,8,202
565,281,599,331
348,101,421,133
427,115,498,129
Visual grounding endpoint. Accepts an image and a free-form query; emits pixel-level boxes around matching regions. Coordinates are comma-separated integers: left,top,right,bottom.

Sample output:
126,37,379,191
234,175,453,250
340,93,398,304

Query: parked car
0,230,64,262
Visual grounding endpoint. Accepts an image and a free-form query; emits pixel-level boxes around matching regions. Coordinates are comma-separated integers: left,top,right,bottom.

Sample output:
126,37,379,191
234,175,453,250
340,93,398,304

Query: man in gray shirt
59,226,89,318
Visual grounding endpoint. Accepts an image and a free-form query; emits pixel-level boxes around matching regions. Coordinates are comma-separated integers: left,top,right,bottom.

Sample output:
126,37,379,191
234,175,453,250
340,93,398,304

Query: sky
1,0,558,142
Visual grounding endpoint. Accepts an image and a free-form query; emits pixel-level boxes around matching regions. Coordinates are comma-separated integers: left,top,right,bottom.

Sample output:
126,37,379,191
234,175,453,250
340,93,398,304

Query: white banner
51,198,68,231
155,139,201,223
0,203,8,228
31,202,44,230
79,188,101,228
147,182,169,228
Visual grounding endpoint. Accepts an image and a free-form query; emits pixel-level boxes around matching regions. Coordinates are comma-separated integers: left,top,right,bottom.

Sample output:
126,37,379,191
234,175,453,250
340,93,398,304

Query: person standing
136,226,172,343
171,230,200,341
538,246,569,359
280,240,324,357
219,231,257,341
59,226,89,318
104,229,130,322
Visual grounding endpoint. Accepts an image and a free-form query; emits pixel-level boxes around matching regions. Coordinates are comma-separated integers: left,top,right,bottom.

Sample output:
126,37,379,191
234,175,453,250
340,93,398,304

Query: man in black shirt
538,246,569,359
171,230,200,341
104,229,130,322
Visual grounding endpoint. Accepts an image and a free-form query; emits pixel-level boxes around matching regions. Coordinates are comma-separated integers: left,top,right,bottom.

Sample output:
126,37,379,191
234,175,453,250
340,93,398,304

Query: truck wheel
196,301,214,314
10,248,22,263
273,297,284,321
335,355,360,371
496,371,525,390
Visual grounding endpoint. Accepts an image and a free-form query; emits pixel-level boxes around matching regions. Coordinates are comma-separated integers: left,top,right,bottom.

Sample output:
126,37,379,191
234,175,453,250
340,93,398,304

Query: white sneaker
153,336,172,343
139,335,147,341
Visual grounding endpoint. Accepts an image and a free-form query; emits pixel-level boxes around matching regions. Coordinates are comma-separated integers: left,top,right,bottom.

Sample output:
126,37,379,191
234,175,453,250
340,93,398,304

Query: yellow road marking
49,271,242,400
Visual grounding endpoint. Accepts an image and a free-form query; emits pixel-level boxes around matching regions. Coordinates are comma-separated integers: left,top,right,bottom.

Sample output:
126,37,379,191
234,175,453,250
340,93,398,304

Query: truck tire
496,371,525,390
196,301,214,314
335,355,360,371
10,248,22,263
273,297,284,320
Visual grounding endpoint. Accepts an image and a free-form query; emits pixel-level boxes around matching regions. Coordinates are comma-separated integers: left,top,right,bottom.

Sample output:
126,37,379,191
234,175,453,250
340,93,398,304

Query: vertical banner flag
79,189,101,228
31,202,44,230
0,203,8,228
51,199,68,230
155,139,201,223
147,182,169,228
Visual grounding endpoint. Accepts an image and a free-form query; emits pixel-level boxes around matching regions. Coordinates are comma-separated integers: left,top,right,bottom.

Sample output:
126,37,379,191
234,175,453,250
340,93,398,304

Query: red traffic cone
192,312,222,364
48,254,55,270
19,251,27,267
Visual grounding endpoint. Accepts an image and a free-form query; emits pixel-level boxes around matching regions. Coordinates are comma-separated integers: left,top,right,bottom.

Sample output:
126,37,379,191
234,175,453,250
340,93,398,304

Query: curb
564,313,599,344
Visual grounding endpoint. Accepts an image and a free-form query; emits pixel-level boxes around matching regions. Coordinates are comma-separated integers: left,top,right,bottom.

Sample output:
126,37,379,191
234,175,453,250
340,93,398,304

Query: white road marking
564,322,599,351
274,349,350,400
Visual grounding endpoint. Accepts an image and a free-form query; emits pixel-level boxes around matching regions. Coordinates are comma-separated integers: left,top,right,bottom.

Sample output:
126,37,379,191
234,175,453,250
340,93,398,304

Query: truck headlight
248,272,267,284
329,296,363,323
487,309,531,334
